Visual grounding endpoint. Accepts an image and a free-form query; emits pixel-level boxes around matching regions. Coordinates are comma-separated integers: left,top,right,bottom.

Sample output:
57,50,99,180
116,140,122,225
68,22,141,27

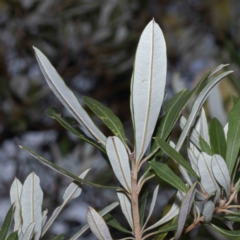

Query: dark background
0,0,239,239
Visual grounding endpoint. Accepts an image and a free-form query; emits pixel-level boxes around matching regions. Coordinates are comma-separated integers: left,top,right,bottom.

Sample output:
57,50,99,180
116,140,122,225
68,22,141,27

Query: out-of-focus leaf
202,200,214,223
104,214,132,234
21,222,35,240
226,100,240,175
210,224,240,239
149,162,188,193
131,19,166,162
212,154,231,196
199,136,212,155
50,234,65,240
139,190,149,227
69,202,119,240
0,205,14,240
87,207,113,240
209,118,226,158
45,108,106,153
232,95,239,105
6,231,18,240
199,108,210,144
21,173,43,240
20,146,118,190
154,137,199,180
106,137,131,192
42,209,48,229
174,182,197,240
33,47,106,146
117,192,133,229
10,178,23,232
83,96,126,145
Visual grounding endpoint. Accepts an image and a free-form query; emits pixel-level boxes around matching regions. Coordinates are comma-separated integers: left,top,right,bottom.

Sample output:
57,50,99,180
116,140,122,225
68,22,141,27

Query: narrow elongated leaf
21,222,35,240
212,154,231,196
50,234,65,240
209,118,227,158
210,224,240,239
69,202,119,240
0,205,14,240
139,190,149,227
104,214,132,234
42,209,48,228
33,47,106,146
174,182,197,240
131,19,167,162
149,162,188,193
45,108,106,153
6,231,18,240
154,137,199,180
42,169,90,236
226,100,240,175
145,191,183,231
21,173,43,240
224,123,228,139
187,149,199,176
83,97,126,145
199,108,210,144
87,207,113,240
117,192,133,229
198,153,220,201
106,137,131,192
199,136,212,155
10,178,23,232
143,186,159,230
20,146,118,190
202,200,214,223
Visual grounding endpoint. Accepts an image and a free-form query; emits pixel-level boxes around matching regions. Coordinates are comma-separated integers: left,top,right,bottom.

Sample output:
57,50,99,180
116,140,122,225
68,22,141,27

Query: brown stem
131,162,141,240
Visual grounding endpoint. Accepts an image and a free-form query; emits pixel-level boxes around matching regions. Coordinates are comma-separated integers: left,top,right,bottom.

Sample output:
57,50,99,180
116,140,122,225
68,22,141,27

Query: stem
131,161,141,240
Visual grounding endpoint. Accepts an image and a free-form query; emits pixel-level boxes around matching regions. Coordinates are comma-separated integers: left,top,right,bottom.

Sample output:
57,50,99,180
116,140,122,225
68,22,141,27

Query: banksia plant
3,19,239,239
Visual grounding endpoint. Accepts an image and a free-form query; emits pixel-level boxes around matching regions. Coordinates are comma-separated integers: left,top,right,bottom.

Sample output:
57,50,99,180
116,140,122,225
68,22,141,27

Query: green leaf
147,222,177,238
232,95,239,105
50,234,65,240
139,190,149,227
45,108,106,153
104,214,132,234
226,100,240,175
0,205,14,240
20,146,119,190
199,136,212,155
210,224,240,239
154,137,199,180
6,231,18,240
149,162,188,193
83,96,126,145
216,215,240,222
209,118,226,158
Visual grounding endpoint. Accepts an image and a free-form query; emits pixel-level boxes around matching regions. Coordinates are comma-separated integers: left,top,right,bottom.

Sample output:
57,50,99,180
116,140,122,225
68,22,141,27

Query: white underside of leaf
132,19,166,162
41,209,48,229
21,222,35,240
187,149,199,177
224,123,228,140
203,200,215,223
200,108,210,144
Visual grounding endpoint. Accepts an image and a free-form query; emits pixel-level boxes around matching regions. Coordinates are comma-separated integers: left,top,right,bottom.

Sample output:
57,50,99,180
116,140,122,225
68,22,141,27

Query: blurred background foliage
0,0,240,239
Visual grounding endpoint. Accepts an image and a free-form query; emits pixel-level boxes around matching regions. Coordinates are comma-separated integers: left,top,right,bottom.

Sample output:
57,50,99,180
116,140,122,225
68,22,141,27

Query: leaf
42,169,90,236
20,146,118,190
199,136,212,155
139,190,149,227
45,108,106,153
145,190,183,231
83,97,126,145
117,192,133,229
21,173,43,240
69,202,119,240
0,205,14,240
209,118,227,158
146,222,177,239
21,222,35,240
174,182,197,240
131,19,167,162
232,95,239,105
6,231,18,240
50,234,65,240
104,214,132,234
143,186,159,230
187,149,199,177
42,209,48,228
154,137,199,180
202,200,214,223
198,153,220,202
199,108,210,144
149,162,188,193
10,178,23,232
224,123,229,140
33,47,106,146
226,100,240,175
210,224,240,239
87,207,113,240
106,137,131,192
212,154,231,196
